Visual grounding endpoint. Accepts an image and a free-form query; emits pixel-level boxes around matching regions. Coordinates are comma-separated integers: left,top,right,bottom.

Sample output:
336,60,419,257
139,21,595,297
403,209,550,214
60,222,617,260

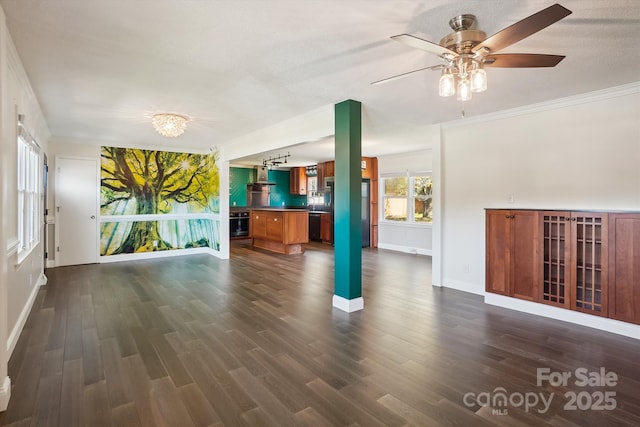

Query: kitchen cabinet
319,158,374,179
317,158,374,189
266,212,284,241
325,161,334,178
367,157,378,248
316,161,335,193
308,212,331,244
314,157,378,248
320,212,332,244
252,212,267,238
316,162,326,192
250,209,309,254
608,213,640,324
361,157,373,179
486,210,539,300
290,167,307,195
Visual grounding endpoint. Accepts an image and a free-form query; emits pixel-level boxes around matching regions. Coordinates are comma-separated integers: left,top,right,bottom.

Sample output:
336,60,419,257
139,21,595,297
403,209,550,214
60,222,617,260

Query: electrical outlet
507,193,515,203
464,264,470,273
152,240,158,247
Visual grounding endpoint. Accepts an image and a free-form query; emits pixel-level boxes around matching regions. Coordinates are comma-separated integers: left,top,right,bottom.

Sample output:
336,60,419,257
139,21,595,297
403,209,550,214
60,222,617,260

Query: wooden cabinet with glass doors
538,211,608,316
487,209,636,323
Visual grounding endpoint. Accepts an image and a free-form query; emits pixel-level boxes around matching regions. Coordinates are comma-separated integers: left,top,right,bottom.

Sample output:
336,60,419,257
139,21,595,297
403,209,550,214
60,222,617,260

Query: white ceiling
2,1,639,167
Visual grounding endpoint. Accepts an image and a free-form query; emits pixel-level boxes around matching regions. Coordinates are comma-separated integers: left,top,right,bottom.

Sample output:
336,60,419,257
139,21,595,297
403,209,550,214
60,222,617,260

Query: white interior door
56,157,98,266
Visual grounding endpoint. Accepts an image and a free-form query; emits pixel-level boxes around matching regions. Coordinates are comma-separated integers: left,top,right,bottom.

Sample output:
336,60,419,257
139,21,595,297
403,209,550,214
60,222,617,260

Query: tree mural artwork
100,147,219,254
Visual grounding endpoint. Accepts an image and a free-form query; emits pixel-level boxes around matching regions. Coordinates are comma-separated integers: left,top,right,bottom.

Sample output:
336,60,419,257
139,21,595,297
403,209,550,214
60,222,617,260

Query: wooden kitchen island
250,208,309,254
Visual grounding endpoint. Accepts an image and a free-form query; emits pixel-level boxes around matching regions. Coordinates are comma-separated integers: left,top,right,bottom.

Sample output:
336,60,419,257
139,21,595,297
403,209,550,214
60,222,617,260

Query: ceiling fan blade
472,4,572,54
391,34,457,59
483,53,566,68
371,65,443,85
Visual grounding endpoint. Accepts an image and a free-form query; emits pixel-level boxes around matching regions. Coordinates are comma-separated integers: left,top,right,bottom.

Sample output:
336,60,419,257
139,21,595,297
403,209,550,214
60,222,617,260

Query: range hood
256,166,276,184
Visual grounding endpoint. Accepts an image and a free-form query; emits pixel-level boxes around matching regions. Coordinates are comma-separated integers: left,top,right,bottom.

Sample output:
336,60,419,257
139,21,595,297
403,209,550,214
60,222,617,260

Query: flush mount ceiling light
152,113,189,138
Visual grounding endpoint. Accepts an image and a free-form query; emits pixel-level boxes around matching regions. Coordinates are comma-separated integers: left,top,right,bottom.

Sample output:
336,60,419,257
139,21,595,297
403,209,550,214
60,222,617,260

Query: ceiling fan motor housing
439,14,486,54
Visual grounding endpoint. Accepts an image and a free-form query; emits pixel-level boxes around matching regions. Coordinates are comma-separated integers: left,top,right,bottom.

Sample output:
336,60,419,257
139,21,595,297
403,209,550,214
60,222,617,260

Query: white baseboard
485,293,640,340
99,246,223,263
332,295,364,313
7,275,42,356
442,278,486,296
46,260,55,268
377,243,432,256
0,376,10,411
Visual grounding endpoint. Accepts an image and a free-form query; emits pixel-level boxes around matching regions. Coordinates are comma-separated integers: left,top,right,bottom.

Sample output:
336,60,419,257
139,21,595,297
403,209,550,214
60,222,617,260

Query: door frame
54,155,100,267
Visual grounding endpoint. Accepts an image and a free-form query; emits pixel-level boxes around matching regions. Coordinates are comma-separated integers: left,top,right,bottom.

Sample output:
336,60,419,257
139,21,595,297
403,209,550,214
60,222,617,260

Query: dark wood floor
1,240,639,426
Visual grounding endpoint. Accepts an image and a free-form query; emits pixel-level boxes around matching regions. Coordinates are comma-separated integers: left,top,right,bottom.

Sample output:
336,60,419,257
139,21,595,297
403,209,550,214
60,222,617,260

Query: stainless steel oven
230,210,250,238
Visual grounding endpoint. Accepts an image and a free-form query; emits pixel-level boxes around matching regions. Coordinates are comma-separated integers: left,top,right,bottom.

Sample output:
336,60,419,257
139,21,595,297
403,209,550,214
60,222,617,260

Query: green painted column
333,99,363,312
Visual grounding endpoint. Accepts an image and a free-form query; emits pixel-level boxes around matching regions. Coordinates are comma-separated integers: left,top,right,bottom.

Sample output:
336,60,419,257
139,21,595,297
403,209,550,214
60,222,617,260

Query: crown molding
442,82,640,130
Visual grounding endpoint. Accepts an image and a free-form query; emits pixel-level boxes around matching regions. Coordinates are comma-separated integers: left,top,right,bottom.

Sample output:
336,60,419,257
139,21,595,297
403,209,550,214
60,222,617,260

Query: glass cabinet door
571,213,608,316
540,212,571,308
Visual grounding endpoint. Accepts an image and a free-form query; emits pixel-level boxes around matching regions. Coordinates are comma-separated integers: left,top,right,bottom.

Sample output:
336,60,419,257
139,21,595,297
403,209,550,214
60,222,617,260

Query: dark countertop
233,206,330,213
250,207,310,213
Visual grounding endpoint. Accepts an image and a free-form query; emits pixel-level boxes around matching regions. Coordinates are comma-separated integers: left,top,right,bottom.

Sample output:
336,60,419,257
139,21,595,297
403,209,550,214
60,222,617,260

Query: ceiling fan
372,3,572,101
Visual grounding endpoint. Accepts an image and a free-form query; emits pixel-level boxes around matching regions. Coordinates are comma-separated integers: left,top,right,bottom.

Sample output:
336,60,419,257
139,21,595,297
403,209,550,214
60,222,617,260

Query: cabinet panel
290,167,307,195
571,212,608,316
266,213,284,241
321,213,332,243
486,210,539,300
361,157,372,179
608,214,640,324
251,213,267,238
510,211,539,301
486,210,511,296
540,212,571,308
283,211,308,244
317,163,326,192
325,161,334,178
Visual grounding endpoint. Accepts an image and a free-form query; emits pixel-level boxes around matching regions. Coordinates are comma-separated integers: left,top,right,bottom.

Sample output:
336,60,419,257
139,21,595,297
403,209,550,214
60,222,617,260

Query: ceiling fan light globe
439,73,455,97
470,69,487,93
457,79,472,101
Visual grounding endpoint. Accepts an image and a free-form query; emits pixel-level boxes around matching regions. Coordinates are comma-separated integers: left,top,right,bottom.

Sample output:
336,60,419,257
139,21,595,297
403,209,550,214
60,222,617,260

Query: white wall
377,143,436,255
0,5,51,410
440,85,640,295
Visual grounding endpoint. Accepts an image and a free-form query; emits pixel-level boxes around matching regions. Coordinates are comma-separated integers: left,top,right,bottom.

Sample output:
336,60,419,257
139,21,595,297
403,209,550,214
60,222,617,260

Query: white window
17,131,40,257
382,173,432,224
